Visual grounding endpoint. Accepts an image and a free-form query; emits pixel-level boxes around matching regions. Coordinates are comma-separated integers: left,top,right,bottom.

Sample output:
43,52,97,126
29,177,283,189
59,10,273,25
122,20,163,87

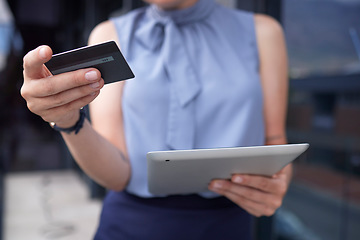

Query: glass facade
284,0,360,78
280,0,360,239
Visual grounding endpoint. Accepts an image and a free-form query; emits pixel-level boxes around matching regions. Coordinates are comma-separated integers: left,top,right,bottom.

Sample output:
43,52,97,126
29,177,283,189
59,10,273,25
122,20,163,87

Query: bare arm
209,14,291,217
256,14,288,146
257,13,292,182
21,21,130,191
256,13,292,187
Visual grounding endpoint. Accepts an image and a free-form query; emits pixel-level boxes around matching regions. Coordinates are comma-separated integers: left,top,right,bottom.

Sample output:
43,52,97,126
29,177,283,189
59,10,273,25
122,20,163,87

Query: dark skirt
94,191,253,240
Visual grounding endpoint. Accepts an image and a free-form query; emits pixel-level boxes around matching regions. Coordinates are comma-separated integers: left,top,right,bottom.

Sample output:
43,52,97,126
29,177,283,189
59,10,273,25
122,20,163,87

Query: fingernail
90,82,100,89
39,47,47,59
233,176,243,184
85,71,98,81
212,181,223,189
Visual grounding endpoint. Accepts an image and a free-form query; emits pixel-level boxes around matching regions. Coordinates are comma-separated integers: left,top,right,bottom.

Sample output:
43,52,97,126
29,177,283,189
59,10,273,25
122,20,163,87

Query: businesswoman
21,0,290,239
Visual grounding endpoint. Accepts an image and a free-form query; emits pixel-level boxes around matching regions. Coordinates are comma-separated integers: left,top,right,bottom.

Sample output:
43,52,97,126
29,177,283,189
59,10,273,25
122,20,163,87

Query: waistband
121,191,239,210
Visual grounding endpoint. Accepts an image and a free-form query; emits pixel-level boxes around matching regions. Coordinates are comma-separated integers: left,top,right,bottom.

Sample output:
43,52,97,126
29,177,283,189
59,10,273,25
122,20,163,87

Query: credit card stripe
52,56,115,75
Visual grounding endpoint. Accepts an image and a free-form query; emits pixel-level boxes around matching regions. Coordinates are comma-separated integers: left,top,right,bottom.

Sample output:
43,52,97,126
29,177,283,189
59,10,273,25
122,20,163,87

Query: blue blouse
112,0,265,197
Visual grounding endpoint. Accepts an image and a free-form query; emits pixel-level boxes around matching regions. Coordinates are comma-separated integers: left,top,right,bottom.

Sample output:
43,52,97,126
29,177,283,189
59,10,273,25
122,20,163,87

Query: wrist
50,109,86,134
53,111,80,128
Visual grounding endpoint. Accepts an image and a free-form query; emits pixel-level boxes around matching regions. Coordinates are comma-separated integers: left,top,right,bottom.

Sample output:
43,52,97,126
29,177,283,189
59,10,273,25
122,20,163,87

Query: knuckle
263,207,276,217
277,182,287,195
74,70,87,86
81,85,94,96
272,198,282,210
43,80,56,95
222,181,231,190
259,178,269,189
62,102,74,113
63,97,84,113
26,101,36,113
22,49,37,71
254,213,262,218
52,93,66,107
20,85,28,99
77,94,91,107
22,53,31,70
245,189,255,200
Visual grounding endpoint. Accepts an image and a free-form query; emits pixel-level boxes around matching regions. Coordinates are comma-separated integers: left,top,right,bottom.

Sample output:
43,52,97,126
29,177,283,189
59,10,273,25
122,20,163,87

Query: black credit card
45,41,135,84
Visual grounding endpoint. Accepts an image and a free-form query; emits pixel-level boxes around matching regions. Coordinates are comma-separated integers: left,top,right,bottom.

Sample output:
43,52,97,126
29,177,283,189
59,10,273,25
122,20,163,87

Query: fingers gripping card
45,41,134,84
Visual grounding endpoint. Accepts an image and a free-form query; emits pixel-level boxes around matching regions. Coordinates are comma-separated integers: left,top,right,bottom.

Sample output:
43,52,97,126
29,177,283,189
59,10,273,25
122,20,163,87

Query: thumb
23,45,53,80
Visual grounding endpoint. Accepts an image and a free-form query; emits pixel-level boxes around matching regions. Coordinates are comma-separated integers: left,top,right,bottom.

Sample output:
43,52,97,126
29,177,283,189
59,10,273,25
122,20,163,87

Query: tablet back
147,143,309,195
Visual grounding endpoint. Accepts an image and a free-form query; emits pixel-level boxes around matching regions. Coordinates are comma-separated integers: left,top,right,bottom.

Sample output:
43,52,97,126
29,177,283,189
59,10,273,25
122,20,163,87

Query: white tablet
147,143,309,195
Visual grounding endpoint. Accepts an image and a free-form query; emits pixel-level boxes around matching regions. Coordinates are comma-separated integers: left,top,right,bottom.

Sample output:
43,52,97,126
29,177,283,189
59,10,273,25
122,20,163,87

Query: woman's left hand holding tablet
209,164,292,217
21,45,105,128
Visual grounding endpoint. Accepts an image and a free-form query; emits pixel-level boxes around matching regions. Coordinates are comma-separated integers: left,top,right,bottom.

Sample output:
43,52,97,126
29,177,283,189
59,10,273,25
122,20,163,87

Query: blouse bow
134,0,215,149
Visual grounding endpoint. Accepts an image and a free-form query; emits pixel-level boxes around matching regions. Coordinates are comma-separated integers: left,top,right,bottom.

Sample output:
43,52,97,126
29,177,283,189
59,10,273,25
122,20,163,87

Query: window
284,0,360,78
282,0,360,239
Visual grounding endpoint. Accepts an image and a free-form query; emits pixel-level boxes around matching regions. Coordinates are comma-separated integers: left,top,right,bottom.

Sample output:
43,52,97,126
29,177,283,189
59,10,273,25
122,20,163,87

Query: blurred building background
0,0,359,239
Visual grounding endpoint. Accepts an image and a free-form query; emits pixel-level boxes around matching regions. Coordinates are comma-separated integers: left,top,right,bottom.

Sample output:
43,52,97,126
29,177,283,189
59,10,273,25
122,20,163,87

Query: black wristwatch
50,108,86,135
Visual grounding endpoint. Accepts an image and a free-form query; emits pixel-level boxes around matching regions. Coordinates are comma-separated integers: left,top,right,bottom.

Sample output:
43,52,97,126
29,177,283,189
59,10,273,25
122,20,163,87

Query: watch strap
51,108,86,134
